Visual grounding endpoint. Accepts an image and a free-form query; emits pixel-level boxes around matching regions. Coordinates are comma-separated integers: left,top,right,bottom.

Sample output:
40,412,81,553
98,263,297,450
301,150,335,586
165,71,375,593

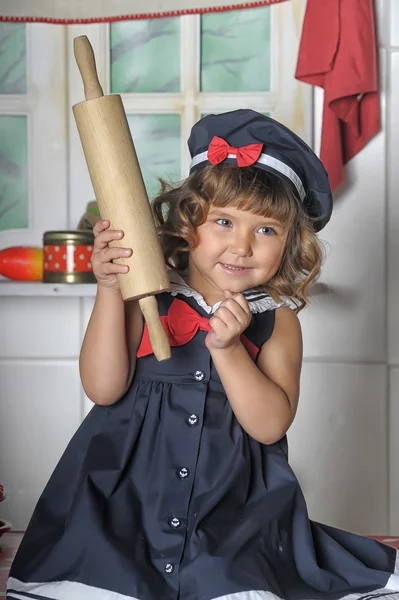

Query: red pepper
0,246,43,281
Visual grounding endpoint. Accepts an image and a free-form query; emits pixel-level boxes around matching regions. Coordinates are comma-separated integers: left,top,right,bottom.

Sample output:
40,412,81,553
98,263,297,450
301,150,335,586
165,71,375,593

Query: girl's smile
218,263,254,275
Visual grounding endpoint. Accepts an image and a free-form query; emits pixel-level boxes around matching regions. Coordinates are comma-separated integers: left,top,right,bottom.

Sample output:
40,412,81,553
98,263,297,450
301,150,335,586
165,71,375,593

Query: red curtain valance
0,0,288,24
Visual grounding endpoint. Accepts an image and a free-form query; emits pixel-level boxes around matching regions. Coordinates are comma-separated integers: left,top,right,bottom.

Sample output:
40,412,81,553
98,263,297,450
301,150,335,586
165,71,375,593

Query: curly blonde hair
152,164,324,311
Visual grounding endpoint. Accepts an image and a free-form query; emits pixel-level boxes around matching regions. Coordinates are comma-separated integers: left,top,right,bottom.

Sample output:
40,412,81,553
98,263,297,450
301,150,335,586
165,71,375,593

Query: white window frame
67,0,312,229
0,24,68,249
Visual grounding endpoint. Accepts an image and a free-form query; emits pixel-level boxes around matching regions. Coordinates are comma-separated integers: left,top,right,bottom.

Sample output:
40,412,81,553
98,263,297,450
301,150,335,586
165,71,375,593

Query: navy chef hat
187,109,333,232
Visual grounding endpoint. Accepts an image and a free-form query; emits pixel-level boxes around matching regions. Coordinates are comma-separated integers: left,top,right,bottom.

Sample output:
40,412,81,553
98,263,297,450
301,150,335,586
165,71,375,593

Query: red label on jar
43,244,93,272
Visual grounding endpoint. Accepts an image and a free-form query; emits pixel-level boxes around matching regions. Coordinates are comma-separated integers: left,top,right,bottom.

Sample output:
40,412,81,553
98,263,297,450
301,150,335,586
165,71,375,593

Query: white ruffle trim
167,270,285,315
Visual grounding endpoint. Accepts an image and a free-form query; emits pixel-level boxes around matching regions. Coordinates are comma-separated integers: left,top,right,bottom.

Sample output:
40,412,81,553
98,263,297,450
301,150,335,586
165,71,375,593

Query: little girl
7,110,399,600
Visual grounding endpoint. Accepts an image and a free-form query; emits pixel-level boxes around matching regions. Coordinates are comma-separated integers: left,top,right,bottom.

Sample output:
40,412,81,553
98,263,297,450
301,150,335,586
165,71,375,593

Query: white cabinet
0,296,81,358
0,289,91,530
0,360,82,530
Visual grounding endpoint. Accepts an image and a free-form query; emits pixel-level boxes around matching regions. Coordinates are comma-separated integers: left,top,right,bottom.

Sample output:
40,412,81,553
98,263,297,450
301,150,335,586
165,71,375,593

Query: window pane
0,24,27,94
0,115,28,231
111,19,180,93
200,7,271,93
127,114,180,200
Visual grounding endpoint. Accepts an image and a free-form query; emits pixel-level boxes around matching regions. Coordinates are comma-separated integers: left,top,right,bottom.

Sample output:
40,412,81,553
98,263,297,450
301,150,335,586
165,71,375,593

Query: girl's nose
230,233,252,257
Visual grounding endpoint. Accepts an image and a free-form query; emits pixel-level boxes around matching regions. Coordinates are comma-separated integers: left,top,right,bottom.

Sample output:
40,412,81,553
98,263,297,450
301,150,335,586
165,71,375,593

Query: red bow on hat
137,298,259,361
207,136,263,168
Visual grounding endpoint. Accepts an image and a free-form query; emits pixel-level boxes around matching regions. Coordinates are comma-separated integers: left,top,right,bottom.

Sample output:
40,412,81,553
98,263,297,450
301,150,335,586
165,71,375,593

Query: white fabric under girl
7,577,137,600
7,577,399,600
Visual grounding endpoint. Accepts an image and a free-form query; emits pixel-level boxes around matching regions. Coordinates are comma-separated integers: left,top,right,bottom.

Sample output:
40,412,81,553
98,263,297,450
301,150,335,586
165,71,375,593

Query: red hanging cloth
295,0,380,191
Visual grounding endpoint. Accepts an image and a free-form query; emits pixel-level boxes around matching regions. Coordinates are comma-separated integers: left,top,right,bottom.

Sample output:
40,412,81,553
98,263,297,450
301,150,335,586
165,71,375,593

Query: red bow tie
137,298,259,361
207,136,263,168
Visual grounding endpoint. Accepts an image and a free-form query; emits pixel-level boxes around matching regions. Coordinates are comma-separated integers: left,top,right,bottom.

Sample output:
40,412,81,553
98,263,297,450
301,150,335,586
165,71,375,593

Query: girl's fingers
213,306,240,330
219,299,249,325
209,315,228,332
91,221,133,285
223,291,251,315
93,219,110,236
104,261,129,275
101,246,132,263
93,228,124,250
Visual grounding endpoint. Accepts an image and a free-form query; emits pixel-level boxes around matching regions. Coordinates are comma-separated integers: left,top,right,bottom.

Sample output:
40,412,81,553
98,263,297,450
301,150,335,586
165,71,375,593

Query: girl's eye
216,219,232,227
258,226,276,235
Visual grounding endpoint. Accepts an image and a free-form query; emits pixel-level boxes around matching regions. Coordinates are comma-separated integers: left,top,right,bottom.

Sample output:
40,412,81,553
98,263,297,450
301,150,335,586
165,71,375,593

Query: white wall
288,0,395,535
386,0,399,534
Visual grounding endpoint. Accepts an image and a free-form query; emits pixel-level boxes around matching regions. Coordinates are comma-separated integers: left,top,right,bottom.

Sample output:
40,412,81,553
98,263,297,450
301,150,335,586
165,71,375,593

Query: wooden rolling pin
72,35,171,361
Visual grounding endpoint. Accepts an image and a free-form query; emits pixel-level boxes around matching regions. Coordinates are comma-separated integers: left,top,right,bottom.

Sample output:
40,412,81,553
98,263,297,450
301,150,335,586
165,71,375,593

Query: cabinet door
0,360,82,530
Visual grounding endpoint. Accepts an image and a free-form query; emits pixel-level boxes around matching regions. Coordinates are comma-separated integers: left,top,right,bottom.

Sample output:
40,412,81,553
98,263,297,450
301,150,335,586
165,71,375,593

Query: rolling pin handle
139,296,171,362
74,35,104,101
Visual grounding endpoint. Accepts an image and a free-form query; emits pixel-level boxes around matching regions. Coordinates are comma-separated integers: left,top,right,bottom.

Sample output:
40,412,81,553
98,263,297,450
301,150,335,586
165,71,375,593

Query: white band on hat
190,151,306,202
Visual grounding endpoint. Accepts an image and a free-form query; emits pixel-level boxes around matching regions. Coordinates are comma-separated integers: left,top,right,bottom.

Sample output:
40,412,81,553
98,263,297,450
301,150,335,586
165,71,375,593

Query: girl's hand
91,220,132,291
205,291,251,352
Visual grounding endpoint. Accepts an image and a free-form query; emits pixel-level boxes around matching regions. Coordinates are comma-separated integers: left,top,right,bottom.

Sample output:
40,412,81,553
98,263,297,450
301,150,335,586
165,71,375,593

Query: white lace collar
167,269,284,315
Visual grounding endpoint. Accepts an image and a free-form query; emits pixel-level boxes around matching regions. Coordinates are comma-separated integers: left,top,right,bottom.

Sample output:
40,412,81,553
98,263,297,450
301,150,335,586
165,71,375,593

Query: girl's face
188,205,288,299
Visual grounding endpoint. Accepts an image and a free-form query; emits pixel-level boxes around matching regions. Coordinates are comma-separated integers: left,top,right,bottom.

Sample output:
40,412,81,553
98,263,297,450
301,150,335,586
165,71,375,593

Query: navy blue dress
7,282,399,600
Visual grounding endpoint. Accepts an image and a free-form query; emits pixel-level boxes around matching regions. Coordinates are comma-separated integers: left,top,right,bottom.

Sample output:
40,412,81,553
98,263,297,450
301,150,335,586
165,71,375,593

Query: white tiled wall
288,364,388,535
386,0,399,534
390,0,399,46
2,1,399,536
298,123,386,362
388,2,399,522
290,0,398,535
388,55,399,363
390,368,399,533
